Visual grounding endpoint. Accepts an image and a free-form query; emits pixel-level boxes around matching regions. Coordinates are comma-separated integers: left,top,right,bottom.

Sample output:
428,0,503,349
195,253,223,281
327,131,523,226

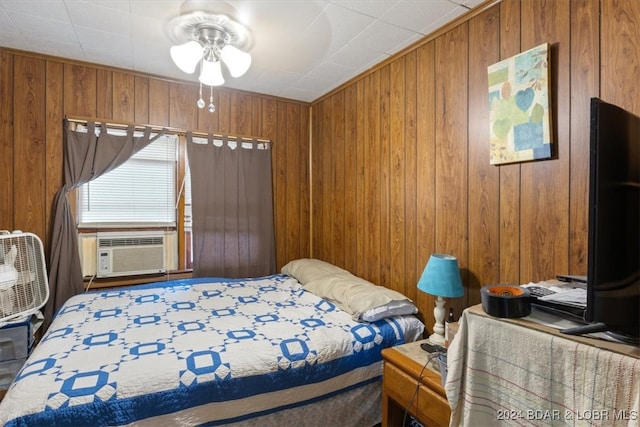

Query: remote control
420,342,447,353
526,286,556,298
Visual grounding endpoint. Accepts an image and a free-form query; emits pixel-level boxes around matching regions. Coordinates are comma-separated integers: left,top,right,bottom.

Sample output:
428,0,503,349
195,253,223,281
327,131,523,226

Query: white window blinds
77,127,178,227
184,160,192,230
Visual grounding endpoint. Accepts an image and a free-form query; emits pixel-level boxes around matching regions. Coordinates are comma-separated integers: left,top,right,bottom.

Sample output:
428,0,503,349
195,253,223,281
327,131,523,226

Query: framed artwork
488,43,552,165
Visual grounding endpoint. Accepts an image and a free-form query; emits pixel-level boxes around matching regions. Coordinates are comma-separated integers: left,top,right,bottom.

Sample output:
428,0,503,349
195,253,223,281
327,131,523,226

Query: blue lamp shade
417,254,464,298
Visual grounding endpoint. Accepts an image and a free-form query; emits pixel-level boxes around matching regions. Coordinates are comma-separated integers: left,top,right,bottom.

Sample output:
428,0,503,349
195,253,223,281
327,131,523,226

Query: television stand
446,305,640,426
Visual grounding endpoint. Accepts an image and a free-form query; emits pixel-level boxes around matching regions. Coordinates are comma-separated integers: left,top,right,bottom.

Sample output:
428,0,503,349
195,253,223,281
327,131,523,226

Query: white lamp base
429,295,446,345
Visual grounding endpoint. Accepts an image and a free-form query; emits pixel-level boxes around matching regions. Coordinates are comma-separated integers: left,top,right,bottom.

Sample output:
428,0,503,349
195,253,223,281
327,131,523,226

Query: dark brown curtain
45,120,165,328
187,133,275,278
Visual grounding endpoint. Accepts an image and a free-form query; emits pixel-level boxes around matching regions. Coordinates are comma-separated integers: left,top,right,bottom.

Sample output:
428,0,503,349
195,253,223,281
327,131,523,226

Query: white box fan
0,231,50,325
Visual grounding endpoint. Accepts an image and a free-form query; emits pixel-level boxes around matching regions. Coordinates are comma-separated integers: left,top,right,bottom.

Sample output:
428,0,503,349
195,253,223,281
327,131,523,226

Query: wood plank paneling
196,89,219,132
601,0,640,114
149,79,170,127
310,100,324,260
343,84,358,274
354,80,366,279
217,91,231,133
45,61,64,250
63,64,97,118
134,76,149,124
330,93,345,267
468,7,501,306
364,71,381,284
520,0,571,282
0,51,14,229
389,58,406,295
434,23,469,316
251,97,262,137
285,102,302,264
415,42,437,327
320,97,332,264
96,69,113,118
274,101,288,268
569,0,599,275
404,50,418,301
14,56,47,238
498,0,522,284
112,71,135,122
231,92,252,136
169,82,197,131
379,64,391,288
297,104,311,261
309,0,639,325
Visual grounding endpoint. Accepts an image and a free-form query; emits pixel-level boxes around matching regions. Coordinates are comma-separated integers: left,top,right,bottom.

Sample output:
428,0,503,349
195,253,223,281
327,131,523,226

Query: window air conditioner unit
96,232,166,278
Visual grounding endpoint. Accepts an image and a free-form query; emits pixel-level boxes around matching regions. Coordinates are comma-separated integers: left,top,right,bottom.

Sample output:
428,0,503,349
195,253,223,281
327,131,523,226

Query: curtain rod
64,115,272,143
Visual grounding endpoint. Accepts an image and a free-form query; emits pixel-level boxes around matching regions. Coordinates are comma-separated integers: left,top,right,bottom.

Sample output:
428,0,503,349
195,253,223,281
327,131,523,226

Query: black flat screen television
562,98,639,342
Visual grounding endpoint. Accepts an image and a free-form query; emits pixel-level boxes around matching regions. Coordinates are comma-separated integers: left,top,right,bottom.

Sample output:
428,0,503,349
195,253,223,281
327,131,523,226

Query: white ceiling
0,0,483,103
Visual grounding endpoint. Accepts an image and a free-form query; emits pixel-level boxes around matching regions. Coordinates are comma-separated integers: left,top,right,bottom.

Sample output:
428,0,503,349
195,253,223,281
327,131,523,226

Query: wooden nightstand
381,340,450,427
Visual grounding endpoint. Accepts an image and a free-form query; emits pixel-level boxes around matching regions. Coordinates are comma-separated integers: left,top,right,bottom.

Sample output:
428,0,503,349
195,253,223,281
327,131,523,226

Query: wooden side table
381,340,450,427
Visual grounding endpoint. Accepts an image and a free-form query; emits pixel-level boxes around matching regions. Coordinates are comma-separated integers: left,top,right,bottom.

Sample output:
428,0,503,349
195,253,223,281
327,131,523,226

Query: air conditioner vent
95,232,167,278
98,237,164,247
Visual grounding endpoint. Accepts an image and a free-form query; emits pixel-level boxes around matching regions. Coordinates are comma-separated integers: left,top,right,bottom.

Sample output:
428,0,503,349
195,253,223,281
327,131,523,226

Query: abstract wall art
488,43,552,165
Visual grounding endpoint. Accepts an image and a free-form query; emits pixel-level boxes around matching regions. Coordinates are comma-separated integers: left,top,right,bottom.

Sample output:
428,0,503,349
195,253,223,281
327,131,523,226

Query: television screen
575,98,639,340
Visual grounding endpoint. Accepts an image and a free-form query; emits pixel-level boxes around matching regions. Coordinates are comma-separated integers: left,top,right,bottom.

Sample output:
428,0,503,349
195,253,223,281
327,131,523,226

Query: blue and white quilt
0,275,423,426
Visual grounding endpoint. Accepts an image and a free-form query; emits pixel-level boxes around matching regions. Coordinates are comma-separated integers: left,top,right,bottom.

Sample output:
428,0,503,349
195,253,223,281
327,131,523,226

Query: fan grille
0,232,49,323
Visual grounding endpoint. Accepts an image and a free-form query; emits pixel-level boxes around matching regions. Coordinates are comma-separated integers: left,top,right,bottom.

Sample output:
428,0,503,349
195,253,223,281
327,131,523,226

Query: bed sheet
0,274,423,426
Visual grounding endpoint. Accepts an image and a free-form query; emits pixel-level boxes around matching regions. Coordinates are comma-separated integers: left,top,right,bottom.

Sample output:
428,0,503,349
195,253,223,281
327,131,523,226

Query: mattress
0,274,424,426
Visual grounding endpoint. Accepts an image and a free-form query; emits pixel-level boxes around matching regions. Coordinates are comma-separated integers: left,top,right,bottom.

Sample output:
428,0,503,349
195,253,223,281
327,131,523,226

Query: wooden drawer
383,361,450,426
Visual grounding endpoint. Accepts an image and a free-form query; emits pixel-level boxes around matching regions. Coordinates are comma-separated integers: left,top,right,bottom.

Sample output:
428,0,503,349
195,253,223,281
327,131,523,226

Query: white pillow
303,275,417,322
281,258,350,283
282,258,417,322
360,299,418,322
281,258,418,322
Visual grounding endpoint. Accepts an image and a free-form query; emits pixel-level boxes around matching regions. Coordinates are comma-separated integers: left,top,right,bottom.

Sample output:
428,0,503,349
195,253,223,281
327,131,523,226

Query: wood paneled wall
0,50,311,271
310,0,639,330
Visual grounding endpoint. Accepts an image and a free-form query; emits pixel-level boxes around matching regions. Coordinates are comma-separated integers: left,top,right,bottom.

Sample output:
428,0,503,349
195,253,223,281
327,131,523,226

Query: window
184,159,193,268
76,128,178,228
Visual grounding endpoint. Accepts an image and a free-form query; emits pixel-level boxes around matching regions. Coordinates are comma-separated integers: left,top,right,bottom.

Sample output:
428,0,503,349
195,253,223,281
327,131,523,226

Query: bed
0,259,424,426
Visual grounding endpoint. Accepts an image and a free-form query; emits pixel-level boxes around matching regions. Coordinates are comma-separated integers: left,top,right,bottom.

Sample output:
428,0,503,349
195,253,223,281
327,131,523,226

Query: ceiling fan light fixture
167,8,252,111
199,58,225,86
220,44,252,78
170,40,203,73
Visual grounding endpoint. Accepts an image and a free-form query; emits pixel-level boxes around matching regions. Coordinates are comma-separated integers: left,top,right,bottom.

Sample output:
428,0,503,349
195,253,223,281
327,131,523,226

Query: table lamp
417,254,464,345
